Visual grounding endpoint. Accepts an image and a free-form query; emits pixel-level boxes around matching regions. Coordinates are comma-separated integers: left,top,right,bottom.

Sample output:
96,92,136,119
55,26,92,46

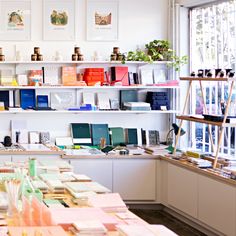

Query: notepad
109,127,125,146
71,123,92,145
91,124,110,146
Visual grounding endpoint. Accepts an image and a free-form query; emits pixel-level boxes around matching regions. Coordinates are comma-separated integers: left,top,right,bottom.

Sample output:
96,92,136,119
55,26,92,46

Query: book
97,92,111,110
36,95,49,108
71,123,92,145
125,128,138,145
29,131,40,144
109,127,125,146
140,68,154,85
50,92,75,110
62,66,77,86
153,68,167,84
82,92,95,106
91,124,110,146
20,89,36,109
120,90,138,110
43,66,60,85
11,120,28,143
111,66,129,86
0,91,9,109
28,70,43,86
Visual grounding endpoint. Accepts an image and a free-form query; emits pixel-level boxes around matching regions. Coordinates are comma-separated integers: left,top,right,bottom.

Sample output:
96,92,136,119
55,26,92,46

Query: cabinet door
167,164,198,218
70,159,113,191
0,155,11,163
113,159,156,201
198,175,236,236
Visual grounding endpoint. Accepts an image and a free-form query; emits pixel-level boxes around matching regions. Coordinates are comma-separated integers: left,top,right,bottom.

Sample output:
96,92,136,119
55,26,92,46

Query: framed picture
87,0,119,41
43,0,75,41
0,0,31,41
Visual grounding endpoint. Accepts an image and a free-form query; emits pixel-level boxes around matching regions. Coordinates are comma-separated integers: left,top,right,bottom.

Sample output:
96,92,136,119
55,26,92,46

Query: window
190,1,236,156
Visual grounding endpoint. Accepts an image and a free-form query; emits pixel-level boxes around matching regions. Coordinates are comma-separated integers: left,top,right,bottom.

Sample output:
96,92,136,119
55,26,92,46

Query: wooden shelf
176,115,236,127
0,110,179,115
180,77,236,82
0,85,179,90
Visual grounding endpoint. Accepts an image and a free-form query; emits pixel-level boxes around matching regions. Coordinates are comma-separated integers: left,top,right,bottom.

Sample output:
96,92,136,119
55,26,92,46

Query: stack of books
123,102,151,111
146,92,170,110
72,220,108,235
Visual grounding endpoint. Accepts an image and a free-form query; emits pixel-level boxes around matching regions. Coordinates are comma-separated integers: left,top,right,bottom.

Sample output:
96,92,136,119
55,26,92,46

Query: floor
130,209,207,236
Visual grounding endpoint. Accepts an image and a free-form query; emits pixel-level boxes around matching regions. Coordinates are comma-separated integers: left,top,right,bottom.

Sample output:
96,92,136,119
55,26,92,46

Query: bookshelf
174,76,236,168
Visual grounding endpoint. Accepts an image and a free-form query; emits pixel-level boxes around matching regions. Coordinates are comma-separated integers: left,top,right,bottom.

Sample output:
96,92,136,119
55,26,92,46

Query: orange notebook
62,66,77,86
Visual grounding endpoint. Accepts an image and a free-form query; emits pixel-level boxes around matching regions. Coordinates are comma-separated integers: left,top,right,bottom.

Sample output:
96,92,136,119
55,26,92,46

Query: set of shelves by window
0,88,177,114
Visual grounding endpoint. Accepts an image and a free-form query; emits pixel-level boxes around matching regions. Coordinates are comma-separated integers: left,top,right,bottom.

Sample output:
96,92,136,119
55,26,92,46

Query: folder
91,124,110,146
20,89,36,109
0,91,9,109
111,66,129,86
71,123,92,145
109,127,125,146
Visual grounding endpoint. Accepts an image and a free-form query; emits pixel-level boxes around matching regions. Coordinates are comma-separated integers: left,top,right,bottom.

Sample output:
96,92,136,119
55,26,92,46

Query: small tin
37,54,43,61
74,47,81,55
117,53,125,61
34,47,40,55
31,54,37,61
113,47,120,54
78,54,84,61
110,53,117,61
72,54,78,61
0,55,5,61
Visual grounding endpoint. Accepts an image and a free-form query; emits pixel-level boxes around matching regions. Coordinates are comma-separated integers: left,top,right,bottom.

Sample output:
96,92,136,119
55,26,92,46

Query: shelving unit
173,77,236,168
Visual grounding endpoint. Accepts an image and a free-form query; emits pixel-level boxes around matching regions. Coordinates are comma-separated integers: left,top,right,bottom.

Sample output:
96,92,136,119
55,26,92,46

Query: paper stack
0,192,8,212
45,180,65,193
72,174,92,182
88,193,127,213
39,160,73,172
40,173,75,182
72,220,108,235
31,180,49,193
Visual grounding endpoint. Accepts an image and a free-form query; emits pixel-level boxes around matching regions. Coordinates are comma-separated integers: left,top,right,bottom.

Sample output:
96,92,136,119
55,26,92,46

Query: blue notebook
20,89,36,109
91,124,110,146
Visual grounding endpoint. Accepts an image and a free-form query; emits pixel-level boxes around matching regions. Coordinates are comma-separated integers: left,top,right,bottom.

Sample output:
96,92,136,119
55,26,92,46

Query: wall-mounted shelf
180,77,236,82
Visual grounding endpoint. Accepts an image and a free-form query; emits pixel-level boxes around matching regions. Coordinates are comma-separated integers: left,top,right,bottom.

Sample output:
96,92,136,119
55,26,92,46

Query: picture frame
0,0,31,41
86,0,119,41
43,0,75,41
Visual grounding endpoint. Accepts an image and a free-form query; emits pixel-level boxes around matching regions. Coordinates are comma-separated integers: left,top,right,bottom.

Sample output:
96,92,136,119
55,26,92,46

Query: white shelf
0,60,170,65
0,85,179,90
0,110,179,114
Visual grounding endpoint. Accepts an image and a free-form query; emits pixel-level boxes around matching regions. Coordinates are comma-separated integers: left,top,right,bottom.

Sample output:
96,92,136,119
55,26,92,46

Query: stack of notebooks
72,220,108,235
88,193,127,213
72,174,92,182
123,102,151,111
39,160,73,172
45,180,65,194
146,91,170,110
65,182,111,194
40,173,75,182
31,180,50,193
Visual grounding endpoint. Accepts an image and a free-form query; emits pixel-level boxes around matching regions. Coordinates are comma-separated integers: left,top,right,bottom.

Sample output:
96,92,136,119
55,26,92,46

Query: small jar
72,54,78,61
110,53,117,61
0,55,5,61
117,53,124,61
37,54,43,61
78,54,84,61
113,47,120,54
34,47,40,55
31,54,37,61
74,47,81,55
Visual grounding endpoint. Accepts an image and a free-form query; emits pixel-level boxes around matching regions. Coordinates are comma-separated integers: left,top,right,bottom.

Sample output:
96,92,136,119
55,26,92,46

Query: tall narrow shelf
174,77,236,168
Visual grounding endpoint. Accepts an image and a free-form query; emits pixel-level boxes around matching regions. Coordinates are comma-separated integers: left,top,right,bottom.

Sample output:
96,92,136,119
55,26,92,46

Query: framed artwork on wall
0,0,31,41
43,0,75,41
87,0,119,41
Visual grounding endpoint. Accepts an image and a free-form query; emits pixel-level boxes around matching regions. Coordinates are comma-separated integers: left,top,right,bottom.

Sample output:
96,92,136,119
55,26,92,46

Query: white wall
1,0,168,61
0,0,170,143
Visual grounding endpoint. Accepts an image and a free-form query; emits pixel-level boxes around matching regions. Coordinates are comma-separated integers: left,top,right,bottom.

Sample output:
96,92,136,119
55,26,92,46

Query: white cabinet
113,159,156,201
70,159,113,190
0,155,11,163
198,175,236,236
167,163,198,218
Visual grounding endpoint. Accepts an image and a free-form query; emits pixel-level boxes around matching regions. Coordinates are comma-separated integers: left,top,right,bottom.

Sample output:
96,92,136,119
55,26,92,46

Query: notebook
71,123,92,145
20,89,36,109
125,128,138,145
91,124,110,146
109,127,125,146
120,90,138,110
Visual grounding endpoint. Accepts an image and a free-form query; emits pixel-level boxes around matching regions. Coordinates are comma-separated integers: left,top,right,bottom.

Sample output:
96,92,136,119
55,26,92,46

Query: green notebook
125,128,138,145
91,124,110,146
120,90,138,110
71,123,92,145
109,127,125,146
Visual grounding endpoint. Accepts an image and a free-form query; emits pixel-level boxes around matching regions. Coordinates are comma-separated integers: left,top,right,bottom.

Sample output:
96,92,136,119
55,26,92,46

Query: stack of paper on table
39,160,73,172
72,174,92,182
45,179,65,193
70,191,97,200
8,226,67,236
116,224,178,236
88,193,127,212
31,180,49,193
72,220,108,235
40,173,75,182
49,207,119,231
65,182,111,194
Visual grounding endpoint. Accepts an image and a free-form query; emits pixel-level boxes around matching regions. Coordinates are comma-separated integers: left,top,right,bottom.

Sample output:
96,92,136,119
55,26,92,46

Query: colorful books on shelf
61,66,77,86
71,123,92,145
88,193,127,213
